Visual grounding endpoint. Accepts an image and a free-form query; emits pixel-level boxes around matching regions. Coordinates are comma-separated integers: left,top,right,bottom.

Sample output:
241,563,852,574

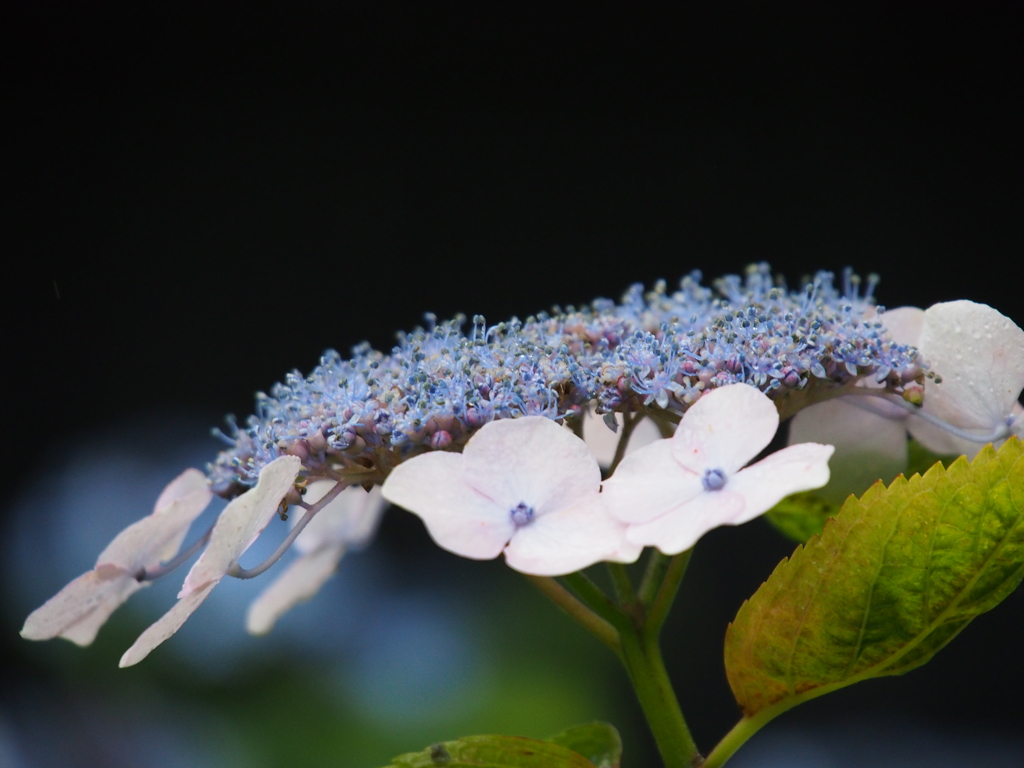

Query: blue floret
207,263,923,495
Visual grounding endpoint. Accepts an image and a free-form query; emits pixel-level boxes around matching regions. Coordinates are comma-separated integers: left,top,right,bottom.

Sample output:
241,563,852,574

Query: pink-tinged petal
118,581,217,668
59,567,145,646
180,456,301,597
21,570,143,644
625,443,832,555
582,408,662,468
626,491,746,555
879,306,924,345
918,301,1024,431
153,468,211,518
789,398,907,504
295,482,385,554
670,384,780,475
59,599,126,646
21,467,213,646
246,543,345,635
726,443,835,521
462,417,601,514
503,498,642,576
383,451,515,560
602,439,704,524
98,468,213,571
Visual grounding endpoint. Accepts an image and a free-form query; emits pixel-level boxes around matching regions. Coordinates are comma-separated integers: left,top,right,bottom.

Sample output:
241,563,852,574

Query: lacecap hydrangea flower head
21,263,1023,665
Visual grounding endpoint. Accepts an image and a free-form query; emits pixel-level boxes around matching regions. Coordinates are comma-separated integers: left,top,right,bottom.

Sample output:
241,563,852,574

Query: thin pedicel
844,387,1021,445
134,481,350,585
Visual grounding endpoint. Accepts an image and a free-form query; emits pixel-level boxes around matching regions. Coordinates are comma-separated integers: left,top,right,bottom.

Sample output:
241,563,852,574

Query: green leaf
545,723,622,768
764,491,839,542
726,438,1024,719
384,735,596,768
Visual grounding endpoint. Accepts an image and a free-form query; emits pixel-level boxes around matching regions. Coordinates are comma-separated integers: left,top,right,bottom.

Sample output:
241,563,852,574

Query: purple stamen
510,502,535,526
702,468,727,491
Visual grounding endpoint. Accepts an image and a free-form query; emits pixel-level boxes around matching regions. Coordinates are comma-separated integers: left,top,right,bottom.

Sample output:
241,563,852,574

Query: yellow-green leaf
546,723,621,768
726,438,1024,718
384,735,596,768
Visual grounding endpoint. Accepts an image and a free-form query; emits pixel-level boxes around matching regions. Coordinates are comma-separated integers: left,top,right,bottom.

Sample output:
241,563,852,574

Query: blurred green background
4,3,1024,767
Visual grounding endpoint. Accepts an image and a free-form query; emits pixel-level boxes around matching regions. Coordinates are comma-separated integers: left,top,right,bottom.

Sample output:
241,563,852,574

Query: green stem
606,562,638,608
561,571,630,631
556,551,701,767
646,550,692,638
701,712,773,768
524,575,621,655
638,550,672,606
600,547,700,766
704,681,834,766
619,622,702,768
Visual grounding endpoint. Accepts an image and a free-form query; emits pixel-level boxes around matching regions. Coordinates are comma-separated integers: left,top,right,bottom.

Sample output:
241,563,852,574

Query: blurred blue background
3,3,1024,766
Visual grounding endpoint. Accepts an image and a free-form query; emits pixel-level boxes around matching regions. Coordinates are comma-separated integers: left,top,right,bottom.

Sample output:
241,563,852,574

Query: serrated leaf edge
726,439,1024,719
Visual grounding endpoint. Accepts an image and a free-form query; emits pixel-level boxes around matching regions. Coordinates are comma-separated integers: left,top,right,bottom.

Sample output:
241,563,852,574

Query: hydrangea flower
20,468,213,646
789,300,1024,501
602,384,834,554
23,265,971,667
119,455,301,666
381,416,641,575
903,301,1024,455
246,480,385,635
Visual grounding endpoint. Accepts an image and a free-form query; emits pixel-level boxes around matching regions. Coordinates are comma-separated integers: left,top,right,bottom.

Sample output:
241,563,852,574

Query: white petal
21,569,143,644
383,451,515,560
98,468,213,571
625,443,833,555
246,543,345,635
180,455,301,597
601,439,704,524
918,300,1024,431
788,398,907,504
503,497,642,575
879,306,924,345
119,581,217,667
461,417,601,514
59,603,124,646
295,482,385,554
626,491,746,555
582,409,662,468
670,384,780,475
725,443,835,522
21,468,213,646
153,468,211,517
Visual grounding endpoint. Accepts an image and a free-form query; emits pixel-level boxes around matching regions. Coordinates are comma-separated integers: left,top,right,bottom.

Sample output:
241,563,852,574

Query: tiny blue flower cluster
207,264,923,495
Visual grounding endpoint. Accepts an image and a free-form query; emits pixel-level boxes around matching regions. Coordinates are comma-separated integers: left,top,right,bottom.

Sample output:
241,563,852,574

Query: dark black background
3,2,1023,764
